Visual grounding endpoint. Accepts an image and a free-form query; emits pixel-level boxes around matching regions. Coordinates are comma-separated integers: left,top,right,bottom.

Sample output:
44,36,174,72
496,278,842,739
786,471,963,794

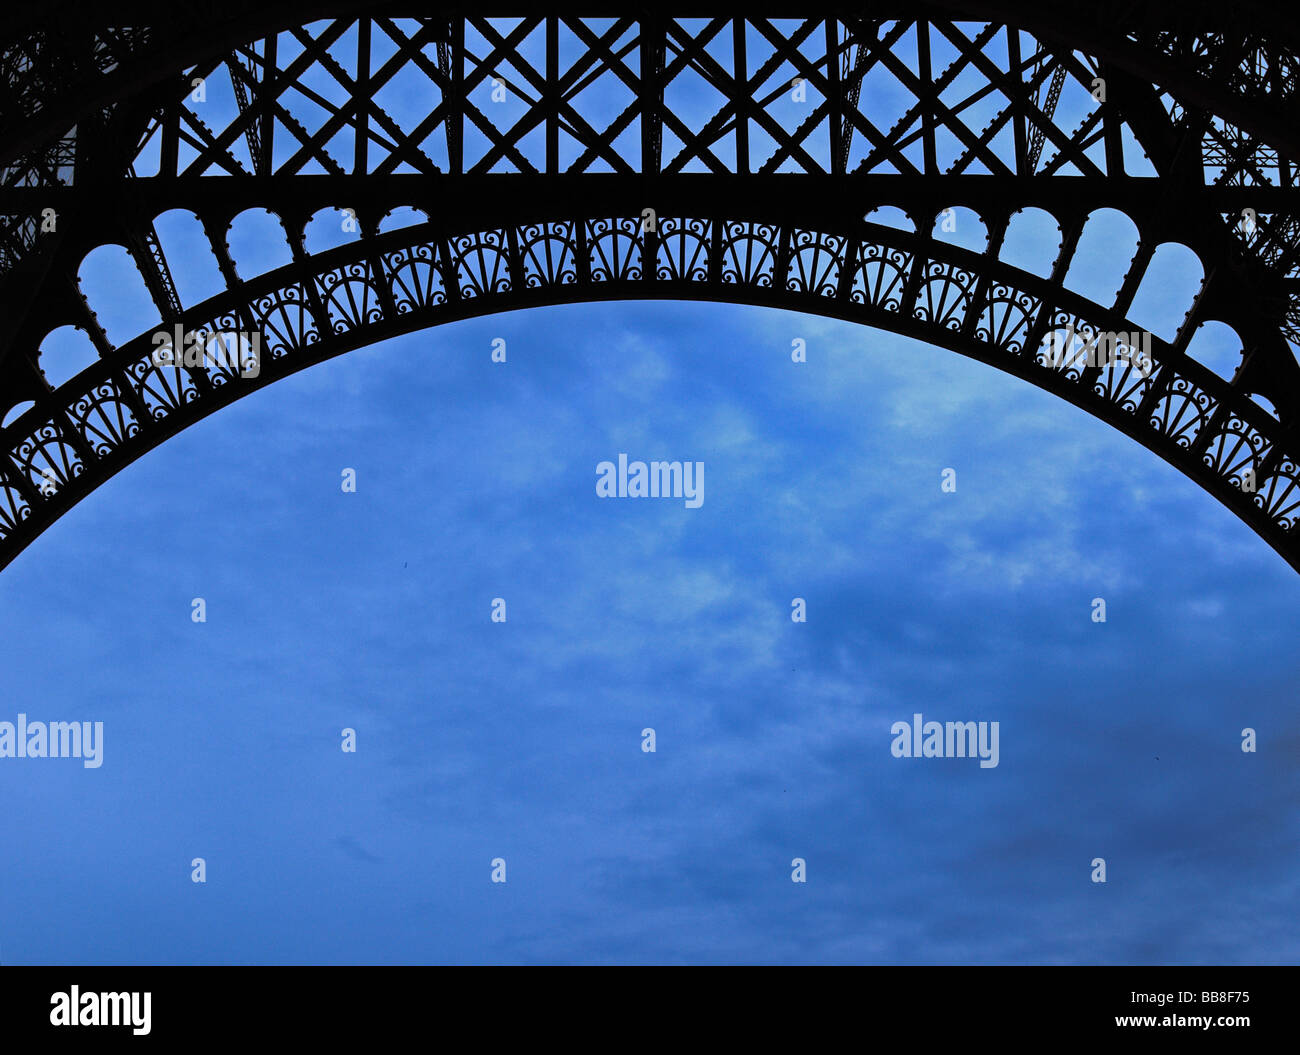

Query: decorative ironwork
0,4,1299,572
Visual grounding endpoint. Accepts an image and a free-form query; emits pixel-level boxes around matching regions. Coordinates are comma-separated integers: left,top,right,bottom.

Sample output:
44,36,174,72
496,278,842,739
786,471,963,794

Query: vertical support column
261,33,277,173
826,19,841,175
1007,28,1027,175
899,207,936,319
1021,214,1085,361
282,212,331,341
642,15,664,175
546,16,559,174
161,99,180,177
961,211,1010,340
355,18,371,175
451,18,464,174
440,18,464,174
203,213,263,362
1112,240,1155,319
916,20,936,176
733,18,748,175
1098,60,1124,176
360,212,399,320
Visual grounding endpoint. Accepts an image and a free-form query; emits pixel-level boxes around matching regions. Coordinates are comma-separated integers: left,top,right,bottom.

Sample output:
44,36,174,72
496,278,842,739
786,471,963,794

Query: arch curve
1,196,1298,571
2,5,1300,572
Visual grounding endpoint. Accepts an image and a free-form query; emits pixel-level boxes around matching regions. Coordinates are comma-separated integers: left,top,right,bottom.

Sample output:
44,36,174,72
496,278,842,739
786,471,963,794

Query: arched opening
999,208,1063,277
76,244,158,347
37,325,100,388
1128,242,1204,344
226,209,295,280
1063,208,1140,309
153,209,229,307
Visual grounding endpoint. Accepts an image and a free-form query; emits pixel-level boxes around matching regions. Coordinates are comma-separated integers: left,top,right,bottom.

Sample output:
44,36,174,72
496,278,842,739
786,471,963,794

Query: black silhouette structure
2,2,1299,569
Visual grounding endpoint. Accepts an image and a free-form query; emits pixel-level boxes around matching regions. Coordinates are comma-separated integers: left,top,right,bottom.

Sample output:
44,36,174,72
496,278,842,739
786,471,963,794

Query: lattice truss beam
0,6,1299,574
123,17,1127,179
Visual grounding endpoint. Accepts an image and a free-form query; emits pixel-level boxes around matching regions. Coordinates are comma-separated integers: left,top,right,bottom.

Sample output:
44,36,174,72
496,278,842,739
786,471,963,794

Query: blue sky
2,18,1298,965
2,297,1298,964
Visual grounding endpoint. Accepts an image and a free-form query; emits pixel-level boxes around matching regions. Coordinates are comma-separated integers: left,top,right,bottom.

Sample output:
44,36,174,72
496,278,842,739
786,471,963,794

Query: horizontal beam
6,175,1300,224
9,1,1300,36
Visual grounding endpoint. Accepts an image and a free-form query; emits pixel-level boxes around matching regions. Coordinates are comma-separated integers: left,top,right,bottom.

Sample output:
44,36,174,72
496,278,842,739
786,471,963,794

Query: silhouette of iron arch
2,3,1300,570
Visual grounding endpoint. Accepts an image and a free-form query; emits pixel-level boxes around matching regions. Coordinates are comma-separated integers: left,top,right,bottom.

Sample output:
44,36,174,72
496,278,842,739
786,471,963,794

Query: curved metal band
1,206,1294,570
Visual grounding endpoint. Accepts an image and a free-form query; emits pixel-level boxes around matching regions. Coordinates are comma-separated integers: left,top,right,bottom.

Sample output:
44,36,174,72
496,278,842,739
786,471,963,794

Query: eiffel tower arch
2,2,1299,570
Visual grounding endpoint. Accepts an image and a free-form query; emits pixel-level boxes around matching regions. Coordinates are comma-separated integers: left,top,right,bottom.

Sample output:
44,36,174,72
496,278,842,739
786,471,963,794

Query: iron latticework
2,2,1300,570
